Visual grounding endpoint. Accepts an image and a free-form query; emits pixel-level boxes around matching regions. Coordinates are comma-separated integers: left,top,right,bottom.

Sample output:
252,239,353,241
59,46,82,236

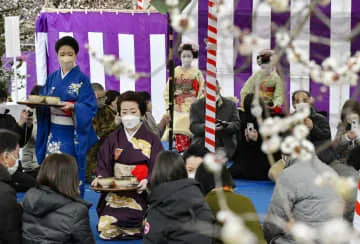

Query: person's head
37,153,80,199
150,151,188,190
183,144,209,178
0,130,20,175
55,36,79,72
0,88,8,103
292,90,313,111
257,49,274,72
347,146,360,171
195,164,235,195
178,43,198,68
105,90,120,112
340,99,360,125
92,83,105,108
119,91,147,129
30,85,42,95
137,91,152,112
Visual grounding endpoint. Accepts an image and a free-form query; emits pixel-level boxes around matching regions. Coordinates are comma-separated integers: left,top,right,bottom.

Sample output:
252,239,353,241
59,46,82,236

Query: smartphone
351,119,358,131
247,122,254,132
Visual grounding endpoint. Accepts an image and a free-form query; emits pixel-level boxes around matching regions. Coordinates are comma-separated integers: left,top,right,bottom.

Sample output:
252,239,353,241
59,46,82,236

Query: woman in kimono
36,36,98,197
91,91,164,240
163,43,204,151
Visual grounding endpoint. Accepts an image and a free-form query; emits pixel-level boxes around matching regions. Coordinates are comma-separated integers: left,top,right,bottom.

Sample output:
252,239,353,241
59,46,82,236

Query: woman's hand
61,102,75,111
137,179,148,194
91,177,100,187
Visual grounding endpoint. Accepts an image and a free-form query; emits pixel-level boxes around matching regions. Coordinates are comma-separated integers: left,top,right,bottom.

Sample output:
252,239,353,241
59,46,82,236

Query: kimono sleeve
196,69,205,98
240,73,257,107
96,134,115,178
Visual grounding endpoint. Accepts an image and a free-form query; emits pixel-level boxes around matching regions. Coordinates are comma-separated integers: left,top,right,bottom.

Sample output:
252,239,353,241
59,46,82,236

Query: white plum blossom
165,0,179,7
203,151,227,173
239,34,258,56
251,104,263,118
261,135,281,154
315,171,339,187
280,136,299,154
334,177,357,200
293,124,310,140
290,222,316,244
171,11,195,33
322,57,338,70
319,219,354,244
276,29,291,47
267,0,289,13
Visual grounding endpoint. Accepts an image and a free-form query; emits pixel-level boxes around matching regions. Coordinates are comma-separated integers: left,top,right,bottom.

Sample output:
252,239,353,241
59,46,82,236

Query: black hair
347,146,360,170
182,143,209,162
0,129,19,154
178,44,198,59
150,151,188,190
291,90,311,103
55,36,79,54
195,164,236,196
119,91,147,116
0,87,8,102
91,83,105,92
137,91,151,103
105,90,120,105
30,85,42,95
340,99,360,123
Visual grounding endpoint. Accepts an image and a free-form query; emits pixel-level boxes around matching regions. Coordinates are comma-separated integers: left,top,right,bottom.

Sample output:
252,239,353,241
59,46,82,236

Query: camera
256,53,271,65
27,110,33,117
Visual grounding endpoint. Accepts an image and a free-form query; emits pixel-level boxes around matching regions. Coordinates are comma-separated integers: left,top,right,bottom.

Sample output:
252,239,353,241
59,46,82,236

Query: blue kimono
36,66,98,196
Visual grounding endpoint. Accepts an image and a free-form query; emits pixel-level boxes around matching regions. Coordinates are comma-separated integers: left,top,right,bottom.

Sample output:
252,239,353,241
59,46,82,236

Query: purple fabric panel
35,14,48,32
310,4,331,114
234,0,253,75
25,52,37,95
134,32,151,93
198,0,208,72
73,32,90,81
234,73,251,102
350,0,360,101
103,32,120,91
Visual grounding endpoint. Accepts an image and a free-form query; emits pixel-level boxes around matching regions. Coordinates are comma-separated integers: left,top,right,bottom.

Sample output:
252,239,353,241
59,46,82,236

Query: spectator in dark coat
0,130,22,244
143,151,215,244
230,94,280,180
190,82,240,160
22,153,94,244
292,90,332,163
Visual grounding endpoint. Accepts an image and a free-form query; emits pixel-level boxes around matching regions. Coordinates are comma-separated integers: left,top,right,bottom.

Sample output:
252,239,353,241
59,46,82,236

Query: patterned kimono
96,124,163,240
240,70,284,107
162,66,204,144
36,66,98,196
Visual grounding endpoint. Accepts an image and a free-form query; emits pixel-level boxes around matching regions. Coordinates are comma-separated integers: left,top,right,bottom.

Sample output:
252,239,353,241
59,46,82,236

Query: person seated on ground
263,154,344,244
292,90,332,163
230,93,281,180
22,153,94,244
190,81,240,160
330,147,360,223
92,91,164,240
22,85,42,178
182,143,209,178
138,91,169,139
0,130,22,244
330,99,360,164
143,151,215,244
240,49,284,113
86,84,121,183
195,162,266,243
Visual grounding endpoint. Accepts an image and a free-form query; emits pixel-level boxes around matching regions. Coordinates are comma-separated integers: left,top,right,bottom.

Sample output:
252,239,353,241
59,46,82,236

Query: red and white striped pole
137,0,144,10
353,177,360,230
205,0,218,153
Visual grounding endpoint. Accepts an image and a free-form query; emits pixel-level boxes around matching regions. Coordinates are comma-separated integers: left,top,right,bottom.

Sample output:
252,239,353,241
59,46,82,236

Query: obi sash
50,107,73,126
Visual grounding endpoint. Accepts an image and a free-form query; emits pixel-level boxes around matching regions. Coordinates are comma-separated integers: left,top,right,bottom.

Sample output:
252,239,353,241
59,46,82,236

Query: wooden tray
17,101,64,108
91,185,139,192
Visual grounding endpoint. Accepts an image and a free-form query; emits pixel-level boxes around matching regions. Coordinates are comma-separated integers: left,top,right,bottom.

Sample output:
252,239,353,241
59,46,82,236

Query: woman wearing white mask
36,36,98,197
0,130,22,244
91,91,164,240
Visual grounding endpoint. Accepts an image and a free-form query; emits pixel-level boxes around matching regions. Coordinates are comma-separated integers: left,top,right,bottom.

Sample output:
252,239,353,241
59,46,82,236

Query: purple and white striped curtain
33,1,360,133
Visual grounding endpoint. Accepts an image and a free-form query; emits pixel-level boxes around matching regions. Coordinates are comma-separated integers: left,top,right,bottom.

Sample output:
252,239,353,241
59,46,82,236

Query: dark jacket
0,112,31,147
143,179,215,244
22,185,95,244
190,97,240,160
0,164,22,244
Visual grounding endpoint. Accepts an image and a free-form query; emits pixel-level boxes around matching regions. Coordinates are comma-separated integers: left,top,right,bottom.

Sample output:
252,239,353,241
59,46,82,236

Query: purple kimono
96,123,163,240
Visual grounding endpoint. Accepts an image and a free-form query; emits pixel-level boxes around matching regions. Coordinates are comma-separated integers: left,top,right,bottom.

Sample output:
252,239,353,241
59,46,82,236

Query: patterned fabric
175,134,191,152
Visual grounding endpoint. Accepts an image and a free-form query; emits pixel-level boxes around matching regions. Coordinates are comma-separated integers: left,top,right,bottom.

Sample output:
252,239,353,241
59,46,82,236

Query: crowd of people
1,36,360,243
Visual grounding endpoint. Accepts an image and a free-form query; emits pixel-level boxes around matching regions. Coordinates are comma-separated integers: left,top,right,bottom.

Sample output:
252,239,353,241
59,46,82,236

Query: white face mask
7,154,19,175
59,56,75,71
294,102,309,111
188,172,196,179
122,115,141,129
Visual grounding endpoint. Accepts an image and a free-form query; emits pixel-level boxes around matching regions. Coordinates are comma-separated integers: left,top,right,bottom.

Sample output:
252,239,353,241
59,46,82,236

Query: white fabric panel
13,60,27,102
289,0,310,108
217,0,235,97
330,0,352,138
88,32,105,87
35,32,48,85
59,32,73,38
4,16,21,58
150,34,167,123
252,0,271,73
118,34,136,93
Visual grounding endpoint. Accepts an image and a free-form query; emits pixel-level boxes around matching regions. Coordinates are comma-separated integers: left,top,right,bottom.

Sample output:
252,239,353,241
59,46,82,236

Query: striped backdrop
30,1,360,134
